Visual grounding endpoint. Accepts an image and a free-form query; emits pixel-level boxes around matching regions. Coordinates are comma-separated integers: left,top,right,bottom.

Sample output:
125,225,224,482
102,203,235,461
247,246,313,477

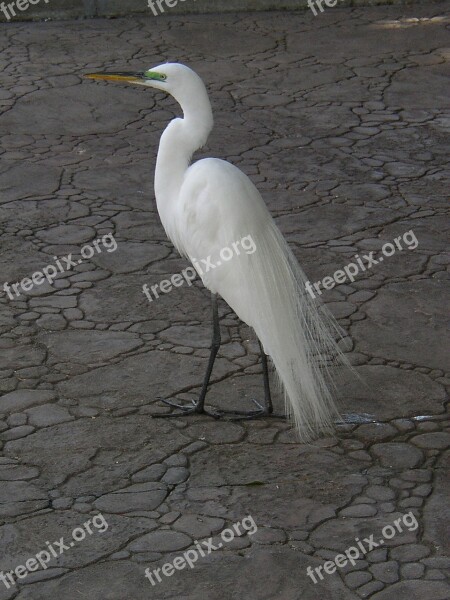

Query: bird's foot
212,399,286,421
152,398,285,421
152,398,219,419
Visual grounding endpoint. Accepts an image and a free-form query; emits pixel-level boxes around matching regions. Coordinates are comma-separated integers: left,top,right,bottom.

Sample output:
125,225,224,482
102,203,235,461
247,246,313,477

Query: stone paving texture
0,4,449,599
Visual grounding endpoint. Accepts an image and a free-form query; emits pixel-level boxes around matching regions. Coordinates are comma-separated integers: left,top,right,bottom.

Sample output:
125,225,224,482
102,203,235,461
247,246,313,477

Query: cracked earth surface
0,4,449,599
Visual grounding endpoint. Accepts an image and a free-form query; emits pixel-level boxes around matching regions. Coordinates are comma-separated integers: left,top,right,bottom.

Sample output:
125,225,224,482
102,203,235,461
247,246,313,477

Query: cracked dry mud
0,4,449,600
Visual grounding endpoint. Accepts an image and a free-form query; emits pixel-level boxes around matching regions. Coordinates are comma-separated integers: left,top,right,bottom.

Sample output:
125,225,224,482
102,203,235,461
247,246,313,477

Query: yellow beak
84,71,145,84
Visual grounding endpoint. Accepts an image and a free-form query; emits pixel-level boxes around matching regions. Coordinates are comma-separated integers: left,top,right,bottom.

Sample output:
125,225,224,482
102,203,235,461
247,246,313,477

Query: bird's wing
174,157,269,258
173,157,271,301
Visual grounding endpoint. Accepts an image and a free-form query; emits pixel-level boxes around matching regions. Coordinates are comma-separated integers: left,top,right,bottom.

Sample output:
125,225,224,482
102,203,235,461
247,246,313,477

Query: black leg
153,293,220,418
259,340,273,415
153,295,285,421
196,293,221,412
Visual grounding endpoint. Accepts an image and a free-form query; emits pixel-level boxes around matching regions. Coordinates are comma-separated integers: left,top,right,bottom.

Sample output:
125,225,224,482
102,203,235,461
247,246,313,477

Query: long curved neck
154,89,213,229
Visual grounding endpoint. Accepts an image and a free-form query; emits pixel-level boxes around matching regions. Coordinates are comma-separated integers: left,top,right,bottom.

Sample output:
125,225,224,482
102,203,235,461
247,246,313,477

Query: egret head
85,62,213,133
85,63,205,101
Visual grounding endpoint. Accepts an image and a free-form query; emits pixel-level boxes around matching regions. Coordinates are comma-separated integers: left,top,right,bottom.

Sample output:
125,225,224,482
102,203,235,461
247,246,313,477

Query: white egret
85,64,348,440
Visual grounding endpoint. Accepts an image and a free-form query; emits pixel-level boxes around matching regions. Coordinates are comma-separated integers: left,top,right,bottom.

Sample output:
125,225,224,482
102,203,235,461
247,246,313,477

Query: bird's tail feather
242,223,350,442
